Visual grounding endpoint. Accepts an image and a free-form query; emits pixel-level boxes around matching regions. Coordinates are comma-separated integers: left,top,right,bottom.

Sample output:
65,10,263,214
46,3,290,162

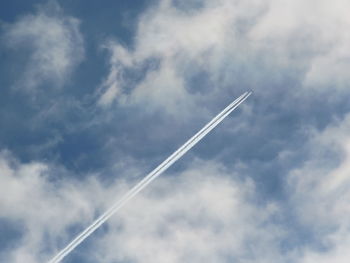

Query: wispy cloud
3,0,84,91
99,0,350,115
288,113,350,262
0,151,103,263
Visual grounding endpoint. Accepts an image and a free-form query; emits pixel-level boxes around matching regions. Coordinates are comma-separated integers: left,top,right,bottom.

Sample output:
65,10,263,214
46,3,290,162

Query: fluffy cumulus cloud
3,0,84,91
98,0,350,114
2,136,350,263
0,152,286,263
5,136,350,263
95,161,284,263
0,151,103,263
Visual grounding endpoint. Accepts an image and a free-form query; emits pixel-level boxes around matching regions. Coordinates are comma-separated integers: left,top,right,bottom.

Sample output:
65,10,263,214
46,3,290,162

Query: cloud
2,1,350,262
97,0,252,112
287,113,350,262
88,160,285,263
0,150,106,263
248,0,350,90
0,149,286,263
3,0,84,91
98,0,350,115
1,114,350,262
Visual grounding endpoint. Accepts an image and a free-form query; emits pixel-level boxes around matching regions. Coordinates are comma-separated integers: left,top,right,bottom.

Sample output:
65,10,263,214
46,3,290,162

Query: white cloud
3,1,84,91
97,0,246,112
93,160,285,263
3,118,350,263
0,150,106,262
288,114,350,262
248,0,350,89
0,150,286,263
99,0,350,114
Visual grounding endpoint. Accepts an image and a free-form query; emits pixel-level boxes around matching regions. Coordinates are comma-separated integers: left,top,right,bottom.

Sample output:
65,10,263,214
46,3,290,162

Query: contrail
48,91,251,263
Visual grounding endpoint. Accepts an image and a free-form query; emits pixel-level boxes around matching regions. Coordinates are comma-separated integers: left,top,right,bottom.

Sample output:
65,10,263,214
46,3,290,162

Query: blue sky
1,0,350,262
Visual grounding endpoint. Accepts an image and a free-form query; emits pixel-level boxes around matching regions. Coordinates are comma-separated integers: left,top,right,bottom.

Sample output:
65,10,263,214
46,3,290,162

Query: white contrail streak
48,92,251,263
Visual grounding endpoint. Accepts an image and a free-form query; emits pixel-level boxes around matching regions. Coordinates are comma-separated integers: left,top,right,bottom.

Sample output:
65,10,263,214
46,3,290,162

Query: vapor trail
48,92,251,263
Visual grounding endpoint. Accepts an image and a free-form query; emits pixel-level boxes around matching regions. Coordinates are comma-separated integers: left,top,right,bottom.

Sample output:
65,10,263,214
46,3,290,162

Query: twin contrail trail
48,91,251,263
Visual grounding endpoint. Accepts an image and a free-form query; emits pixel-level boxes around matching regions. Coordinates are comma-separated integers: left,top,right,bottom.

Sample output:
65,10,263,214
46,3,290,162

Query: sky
1,0,350,262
